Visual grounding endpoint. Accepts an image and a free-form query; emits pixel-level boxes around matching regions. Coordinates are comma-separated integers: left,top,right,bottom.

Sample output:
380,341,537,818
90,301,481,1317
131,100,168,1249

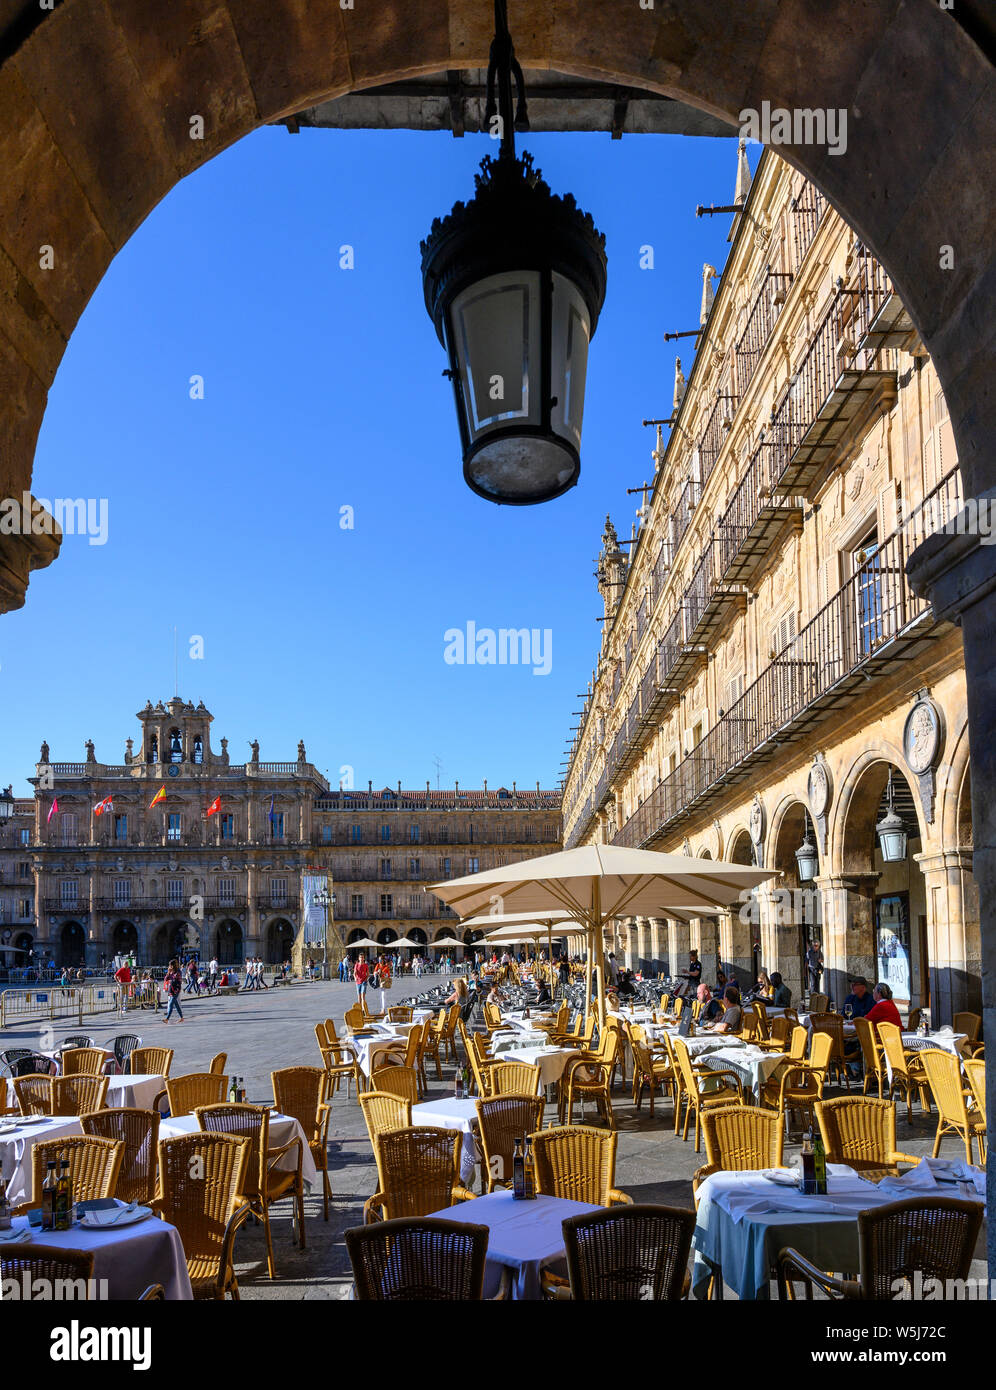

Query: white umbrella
430,936,466,948
389,936,421,948
347,937,383,949
429,843,775,1023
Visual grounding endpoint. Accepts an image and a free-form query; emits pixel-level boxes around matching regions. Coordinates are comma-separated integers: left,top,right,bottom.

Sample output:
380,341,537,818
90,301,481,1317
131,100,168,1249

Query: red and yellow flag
148,786,167,809
93,795,113,816
206,796,221,817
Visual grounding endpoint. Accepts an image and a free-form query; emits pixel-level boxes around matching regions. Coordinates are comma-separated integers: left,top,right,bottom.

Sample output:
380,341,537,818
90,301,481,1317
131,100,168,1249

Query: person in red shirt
113,960,132,1016
865,981,903,1029
353,955,369,1001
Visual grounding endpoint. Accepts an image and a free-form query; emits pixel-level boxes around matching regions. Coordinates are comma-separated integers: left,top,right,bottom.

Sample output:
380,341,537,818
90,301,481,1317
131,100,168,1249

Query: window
409,893,422,911
380,894,393,914
380,824,391,843
113,880,131,907
167,813,181,843
350,893,364,915
17,898,30,919
59,812,77,847
271,878,287,906
60,880,78,907
409,858,421,879
853,530,884,657
467,856,479,874
350,855,361,877
114,814,127,842
166,878,183,907
218,878,235,906
771,609,798,659
380,858,391,879
19,828,29,846
352,824,362,843
408,824,420,843
220,814,235,841
271,812,284,839
18,860,30,879
442,858,452,879
322,825,332,843
438,827,449,844
192,735,203,765
724,675,744,712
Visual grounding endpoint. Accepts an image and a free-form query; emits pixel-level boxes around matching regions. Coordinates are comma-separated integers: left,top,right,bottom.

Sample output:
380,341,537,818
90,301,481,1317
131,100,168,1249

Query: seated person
841,977,875,1018
865,980,903,1029
714,969,728,996
535,980,553,1007
745,970,773,1003
769,971,792,1008
706,986,743,1033
697,982,723,1023
616,970,637,998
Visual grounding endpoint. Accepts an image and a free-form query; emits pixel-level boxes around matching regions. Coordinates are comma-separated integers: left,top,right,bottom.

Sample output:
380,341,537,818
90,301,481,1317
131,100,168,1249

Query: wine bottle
229,1075,237,1103
512,1138,525,1200
454,1068,463,1100
523,1136,536,1200
800,1130,817,1195
812,1127,828,1196
55,1160,73,1232
41,1161,58,1231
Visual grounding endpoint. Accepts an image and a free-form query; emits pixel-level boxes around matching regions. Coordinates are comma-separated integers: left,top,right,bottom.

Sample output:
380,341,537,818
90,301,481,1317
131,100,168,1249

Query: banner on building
302,869,330,947
876,893,911,1001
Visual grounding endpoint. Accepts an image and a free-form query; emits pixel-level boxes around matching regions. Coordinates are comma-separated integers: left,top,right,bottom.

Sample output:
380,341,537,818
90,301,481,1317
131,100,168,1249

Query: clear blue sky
0,124,746,795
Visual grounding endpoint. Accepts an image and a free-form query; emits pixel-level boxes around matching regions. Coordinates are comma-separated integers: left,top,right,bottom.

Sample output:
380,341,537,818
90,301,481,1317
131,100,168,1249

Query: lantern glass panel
550,272,591,451
878,827,908,862
449,271,540,440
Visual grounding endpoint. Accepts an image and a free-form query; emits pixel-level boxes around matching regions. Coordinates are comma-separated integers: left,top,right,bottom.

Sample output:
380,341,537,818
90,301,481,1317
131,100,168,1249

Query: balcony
718,439,804,585
734,271,793,396
613,468,962,849
682,539,747,645
770,283,897,500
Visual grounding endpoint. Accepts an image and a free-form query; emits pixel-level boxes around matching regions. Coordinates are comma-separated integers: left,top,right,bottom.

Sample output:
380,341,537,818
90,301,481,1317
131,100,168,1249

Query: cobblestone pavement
0,978,965,1300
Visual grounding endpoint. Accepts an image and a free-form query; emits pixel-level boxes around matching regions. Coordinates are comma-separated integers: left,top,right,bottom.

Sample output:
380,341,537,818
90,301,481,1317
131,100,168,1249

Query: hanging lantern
876,769,909,863
795,821,819,882
420,3,606,504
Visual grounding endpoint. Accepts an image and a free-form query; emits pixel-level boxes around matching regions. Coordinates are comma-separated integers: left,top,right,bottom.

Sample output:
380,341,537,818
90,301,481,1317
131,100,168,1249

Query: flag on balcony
268,794,275,836
206,796,221,817
46,797,58,823
148,786,167,809
93,795,113,816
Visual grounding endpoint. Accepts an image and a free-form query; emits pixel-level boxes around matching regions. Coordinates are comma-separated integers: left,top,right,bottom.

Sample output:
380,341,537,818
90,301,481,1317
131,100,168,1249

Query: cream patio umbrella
429,843,775,1024
461,909,588,983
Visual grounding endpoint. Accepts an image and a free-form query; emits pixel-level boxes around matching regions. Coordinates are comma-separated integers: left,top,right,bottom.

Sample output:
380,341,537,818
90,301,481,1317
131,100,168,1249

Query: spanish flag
148,786,167,809
206,796,221,817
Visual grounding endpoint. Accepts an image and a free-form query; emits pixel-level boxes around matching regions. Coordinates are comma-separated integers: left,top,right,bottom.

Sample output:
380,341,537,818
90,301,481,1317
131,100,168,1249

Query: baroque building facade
0,697,561,970
562,146,975,1025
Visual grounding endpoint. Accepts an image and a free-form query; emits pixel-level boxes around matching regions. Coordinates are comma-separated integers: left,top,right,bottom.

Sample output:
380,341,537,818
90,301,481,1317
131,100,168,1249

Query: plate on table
9,1115,48,1127
761,1168,799,1187
80,1203,153,1229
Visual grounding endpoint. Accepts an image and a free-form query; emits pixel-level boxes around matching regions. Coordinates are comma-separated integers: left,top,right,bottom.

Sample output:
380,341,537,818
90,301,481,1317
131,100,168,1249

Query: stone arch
110,920,138,958
59,920,85,966
938,714,973,852
265,917,294,964
833,746,927,871
214,918,243,966
768,795,819,1002
0,2,992,613
150,919,194,966
721,828,758,989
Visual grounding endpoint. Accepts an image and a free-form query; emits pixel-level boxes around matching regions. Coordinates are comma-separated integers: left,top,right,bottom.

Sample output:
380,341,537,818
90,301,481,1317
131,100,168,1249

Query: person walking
207,956,219,994
163,958,184,1024
354,954,369,1002
805,939,824,996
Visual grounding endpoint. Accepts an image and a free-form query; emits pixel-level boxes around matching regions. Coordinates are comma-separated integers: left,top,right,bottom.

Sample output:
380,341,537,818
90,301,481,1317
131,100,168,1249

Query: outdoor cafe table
691,1159,987,1300
411,1098,479,1184
104,1073,165,1109
351,1035,407,1078
697,1045,788,1101
489,1028,548,1052
0,1115,84,1206
425,1189,599,1299
0,1203,193,1300
159,1111,319,1189
493,1045,576,1090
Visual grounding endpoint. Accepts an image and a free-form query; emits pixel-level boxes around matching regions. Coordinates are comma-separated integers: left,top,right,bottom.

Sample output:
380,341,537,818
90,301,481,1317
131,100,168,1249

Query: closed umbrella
430,843,775,1024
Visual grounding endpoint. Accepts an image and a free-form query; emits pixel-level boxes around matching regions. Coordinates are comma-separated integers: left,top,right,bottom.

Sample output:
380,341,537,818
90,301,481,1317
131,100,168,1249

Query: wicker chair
13,1073,53,1117
51,1074,109,1117
475,1093,544,1192
81,1108,160,1204
271,1066,333,1220
14,1135,124,1214
359,1091,413,1149
387,1006,414,1023
759,1032,832,1134
694,1104,785,1193
920,1048,986,1164
672,1037,743,1152
440,1005,462,1064
529,1124,630,1207
631,1034,674,1117
346,1216,493,1300
344,1004,372,1034
481,1060,541,1099
964,1058,986,1129
315,1024,361,1099
752,1001,770,1040
154,1133,251,1299
777,1196,984,1300
814,1096,920,1179
852,1017,885,1097
555,1204,695,1301
808,992,829,1013
420,1012,446,1081
550,1013,595,1050
59,1047,108,1077
365,1126,476,1223
196,1102,304,1280
209,1053,228,1076
0,1244,96,1297
907,1008,922,1033
954,1011,982,1043
111,1034,142,1073
360,995,386,1023
164,1072,228,1116
558,1024,622,1128
371,1065,419,1106
877,1022,931,1119
755,1015,792,1054
129,1046,173,1078
482,1002,502,1034
808,1013,851,1090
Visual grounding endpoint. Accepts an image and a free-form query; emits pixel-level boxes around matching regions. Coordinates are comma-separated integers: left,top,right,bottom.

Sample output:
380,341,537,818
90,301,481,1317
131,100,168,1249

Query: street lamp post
315,886,338,981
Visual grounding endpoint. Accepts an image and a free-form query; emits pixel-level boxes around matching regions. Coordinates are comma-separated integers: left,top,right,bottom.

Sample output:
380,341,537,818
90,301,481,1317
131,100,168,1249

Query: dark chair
55,1034,95,1053
554,1204,695,1300
111,1034,142,1073
345,1217,492,1300
0,1049,32,1076
777,1196,983,1299
11,1053,55,1078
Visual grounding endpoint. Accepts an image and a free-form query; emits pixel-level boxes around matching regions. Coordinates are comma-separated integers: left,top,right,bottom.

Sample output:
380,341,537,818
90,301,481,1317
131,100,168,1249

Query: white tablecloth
411,1099,479,1183
884,1030,968,1082
105,1073,165,1109
159,1111,318,1190
1,1203,193,1300
353,1037,407,1078
489,1029,547,1052
494,1046,575,1089
698,1046,787,1099
0,1115,84,1206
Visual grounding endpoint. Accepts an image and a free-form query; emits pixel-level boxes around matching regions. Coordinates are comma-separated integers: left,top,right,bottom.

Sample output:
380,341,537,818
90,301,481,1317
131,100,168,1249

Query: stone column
696,915,720,978
667,917,690,981
718,903,754,991
649,918,666,974
916,849,982,1025
814,873,878,1008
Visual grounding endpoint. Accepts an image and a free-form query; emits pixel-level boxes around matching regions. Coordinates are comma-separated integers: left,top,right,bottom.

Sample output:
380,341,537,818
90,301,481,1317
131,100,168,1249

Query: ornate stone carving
807,755,833,854
903,695,945,823
749,795,766,866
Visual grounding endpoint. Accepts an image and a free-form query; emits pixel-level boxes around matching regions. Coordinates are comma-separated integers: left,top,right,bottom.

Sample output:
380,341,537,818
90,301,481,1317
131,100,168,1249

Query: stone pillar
916,849,982,1025
696,915,720,978
667,917,690,980
649,918,666,975
815,873,878,1008
719,902,754,991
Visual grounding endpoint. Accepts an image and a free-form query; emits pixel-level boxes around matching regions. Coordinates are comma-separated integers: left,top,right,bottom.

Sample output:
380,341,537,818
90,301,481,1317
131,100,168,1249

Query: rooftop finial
734,138,752,206
673,357,687,412
700,264,718,326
